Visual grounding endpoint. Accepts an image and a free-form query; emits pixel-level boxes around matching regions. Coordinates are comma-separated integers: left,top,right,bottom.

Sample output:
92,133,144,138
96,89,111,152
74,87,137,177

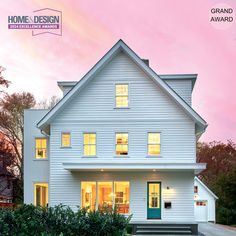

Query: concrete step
136,230,192,235
137,226,192,230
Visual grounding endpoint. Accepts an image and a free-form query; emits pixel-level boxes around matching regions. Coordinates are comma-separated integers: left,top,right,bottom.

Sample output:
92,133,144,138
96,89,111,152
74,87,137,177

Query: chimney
142,59,149,66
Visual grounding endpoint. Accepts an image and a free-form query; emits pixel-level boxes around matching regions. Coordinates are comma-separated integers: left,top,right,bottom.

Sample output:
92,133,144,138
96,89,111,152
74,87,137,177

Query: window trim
115,132,129,157
80,181,130,214
35,137,48,160
61,132,71,148
146,132,162,157
83,132,97,157
114,83,130,109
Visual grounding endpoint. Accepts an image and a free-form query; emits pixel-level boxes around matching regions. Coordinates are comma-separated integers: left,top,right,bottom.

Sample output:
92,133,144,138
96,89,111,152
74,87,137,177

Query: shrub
0,204,132,236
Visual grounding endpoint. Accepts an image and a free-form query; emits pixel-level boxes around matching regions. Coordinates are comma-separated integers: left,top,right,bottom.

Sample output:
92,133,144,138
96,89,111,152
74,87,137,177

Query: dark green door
147,182,161,219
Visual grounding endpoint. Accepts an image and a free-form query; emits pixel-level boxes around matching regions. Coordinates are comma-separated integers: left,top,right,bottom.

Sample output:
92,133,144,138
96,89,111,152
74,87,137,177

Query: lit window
149,183,160,208
116,133,128,155
116,84,128,107
148,133,160,155
114,182,129,214
81,181,130,214
62,133,70,147
84,133,96,156
81,182,96,211
98,182,113,209
196,201,206,206
36,138,47,159
34,183,48,207
194,186,198,193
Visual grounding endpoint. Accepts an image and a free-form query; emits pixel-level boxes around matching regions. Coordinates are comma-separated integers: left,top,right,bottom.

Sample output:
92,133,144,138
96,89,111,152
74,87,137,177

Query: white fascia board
37,40,207,130
63,160,206,174
195,176,219,199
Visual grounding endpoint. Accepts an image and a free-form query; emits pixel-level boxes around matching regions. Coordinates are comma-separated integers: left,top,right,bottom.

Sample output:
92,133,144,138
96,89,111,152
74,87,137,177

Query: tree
0,92,36,200
0,66,10,92
36,95,60,109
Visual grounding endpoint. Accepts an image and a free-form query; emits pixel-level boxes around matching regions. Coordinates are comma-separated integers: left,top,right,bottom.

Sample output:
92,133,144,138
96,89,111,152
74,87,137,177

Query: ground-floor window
81,181,129,214
34,183,48,207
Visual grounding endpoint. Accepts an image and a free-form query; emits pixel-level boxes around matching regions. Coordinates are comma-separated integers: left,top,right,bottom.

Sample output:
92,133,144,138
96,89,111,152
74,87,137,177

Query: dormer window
115,84,128,107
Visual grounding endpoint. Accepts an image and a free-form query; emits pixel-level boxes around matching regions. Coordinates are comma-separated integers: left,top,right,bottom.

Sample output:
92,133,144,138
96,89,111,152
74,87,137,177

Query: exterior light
101,169,104,172
153,169,156,172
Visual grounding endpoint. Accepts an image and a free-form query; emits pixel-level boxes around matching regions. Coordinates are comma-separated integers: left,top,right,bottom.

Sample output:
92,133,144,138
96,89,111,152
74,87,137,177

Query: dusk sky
0,0,235,142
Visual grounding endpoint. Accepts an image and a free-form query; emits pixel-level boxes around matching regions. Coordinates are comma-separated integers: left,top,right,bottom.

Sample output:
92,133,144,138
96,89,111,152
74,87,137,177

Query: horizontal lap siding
49,171,194,222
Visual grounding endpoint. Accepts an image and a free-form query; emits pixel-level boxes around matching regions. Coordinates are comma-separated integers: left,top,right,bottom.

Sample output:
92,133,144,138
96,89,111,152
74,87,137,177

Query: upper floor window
115,84,128,107
194,186,198,193
84,133,96,156
36,138,47,159
148,133,161,156
116,133,128,156
62,133,70,147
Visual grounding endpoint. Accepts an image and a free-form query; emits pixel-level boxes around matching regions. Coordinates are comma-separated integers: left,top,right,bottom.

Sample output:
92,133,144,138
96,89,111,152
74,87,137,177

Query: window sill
114,156,130,158
33,159,48,161
113,107,130,109
146,155,162,158
60,146,72,149
82,156,98,158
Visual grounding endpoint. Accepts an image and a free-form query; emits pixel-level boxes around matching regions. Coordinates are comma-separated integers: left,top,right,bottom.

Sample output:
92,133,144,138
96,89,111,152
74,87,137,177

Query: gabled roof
195,177,218,199
37,39,207,132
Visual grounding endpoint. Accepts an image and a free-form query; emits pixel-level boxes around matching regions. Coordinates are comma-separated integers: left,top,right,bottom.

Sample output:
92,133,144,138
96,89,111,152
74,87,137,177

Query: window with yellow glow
148,133,161,155
116,84,128,107
98,182,113,209
81,181,130,214
81,182,96,211
116,133,128,155
62,133,70,147
35,138,47,159
114,182,129,213
149,183,160,208
84,133,96,156
34,183,48,207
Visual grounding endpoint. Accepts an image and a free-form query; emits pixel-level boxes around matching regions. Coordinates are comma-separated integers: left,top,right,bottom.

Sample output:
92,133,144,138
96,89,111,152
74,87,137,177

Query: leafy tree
0,92,36,201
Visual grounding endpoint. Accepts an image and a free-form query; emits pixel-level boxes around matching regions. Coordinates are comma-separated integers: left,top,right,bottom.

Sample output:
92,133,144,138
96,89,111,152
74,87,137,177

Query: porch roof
62,159,206,174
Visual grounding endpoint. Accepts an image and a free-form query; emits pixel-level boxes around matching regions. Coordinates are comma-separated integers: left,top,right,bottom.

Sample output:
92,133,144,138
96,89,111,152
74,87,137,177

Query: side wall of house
24,109,50,204
194,179,216,222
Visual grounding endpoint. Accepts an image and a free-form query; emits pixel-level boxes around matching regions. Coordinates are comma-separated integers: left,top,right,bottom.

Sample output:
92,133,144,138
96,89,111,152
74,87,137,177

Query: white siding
194,179,216,222
24,109,50,204
49,171,194,222
165,79,192,105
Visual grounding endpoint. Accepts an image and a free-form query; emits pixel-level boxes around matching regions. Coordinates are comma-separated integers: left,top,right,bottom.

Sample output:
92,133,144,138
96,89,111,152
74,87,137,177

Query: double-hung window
116,133,128,156
84,133,96,156
35,138,47,159
62,133,70,147
148,133,161,156
115,84,128,107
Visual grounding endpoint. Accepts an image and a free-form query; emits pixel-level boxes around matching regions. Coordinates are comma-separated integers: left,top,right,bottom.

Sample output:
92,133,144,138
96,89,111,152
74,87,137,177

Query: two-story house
24,40,207,234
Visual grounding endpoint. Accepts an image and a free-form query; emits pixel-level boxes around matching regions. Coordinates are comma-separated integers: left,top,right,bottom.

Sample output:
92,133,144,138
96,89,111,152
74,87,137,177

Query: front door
147,182,161,219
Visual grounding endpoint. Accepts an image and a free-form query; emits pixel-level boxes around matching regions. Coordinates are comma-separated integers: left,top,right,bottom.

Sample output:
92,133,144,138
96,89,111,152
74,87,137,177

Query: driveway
198,222,236,236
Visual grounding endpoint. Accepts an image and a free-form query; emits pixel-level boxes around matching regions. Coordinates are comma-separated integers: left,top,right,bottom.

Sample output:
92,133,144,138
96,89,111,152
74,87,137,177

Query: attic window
194,186,198,193
115,84,128,107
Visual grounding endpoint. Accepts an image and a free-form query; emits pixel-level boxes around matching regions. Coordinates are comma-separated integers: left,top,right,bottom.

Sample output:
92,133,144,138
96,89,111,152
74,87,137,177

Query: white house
194,177,218,223
24,40,207,235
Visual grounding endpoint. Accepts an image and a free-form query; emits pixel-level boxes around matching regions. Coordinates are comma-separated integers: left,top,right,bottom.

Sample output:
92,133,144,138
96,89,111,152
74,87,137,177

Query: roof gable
195,177,218,199
37,40,207,132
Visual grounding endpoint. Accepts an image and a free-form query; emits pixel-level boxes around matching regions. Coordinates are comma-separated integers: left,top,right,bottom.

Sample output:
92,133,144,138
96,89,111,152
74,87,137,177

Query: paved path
198,222,236,236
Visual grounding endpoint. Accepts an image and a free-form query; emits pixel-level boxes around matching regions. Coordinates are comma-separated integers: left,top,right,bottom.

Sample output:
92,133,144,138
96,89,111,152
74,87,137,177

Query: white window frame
147,132,161,157
114,83,130,108
115,132,129,157
35,137,48,160
61,132,71,148
83,132,97,157
80,181,130,214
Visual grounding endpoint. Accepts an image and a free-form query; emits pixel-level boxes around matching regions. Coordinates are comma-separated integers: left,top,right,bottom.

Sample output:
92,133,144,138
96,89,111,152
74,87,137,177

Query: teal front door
147,182,161,219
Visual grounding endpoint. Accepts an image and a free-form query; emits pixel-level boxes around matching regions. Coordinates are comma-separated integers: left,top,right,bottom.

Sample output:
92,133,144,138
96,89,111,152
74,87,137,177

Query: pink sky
0,0,235,142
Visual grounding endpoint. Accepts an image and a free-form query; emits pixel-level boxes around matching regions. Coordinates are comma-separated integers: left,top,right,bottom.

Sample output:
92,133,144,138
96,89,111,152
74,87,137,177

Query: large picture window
35,138,47,159
115,84,128,107
84,133,96,156
148,133,161,156
81,181,129,214
34,183,48,207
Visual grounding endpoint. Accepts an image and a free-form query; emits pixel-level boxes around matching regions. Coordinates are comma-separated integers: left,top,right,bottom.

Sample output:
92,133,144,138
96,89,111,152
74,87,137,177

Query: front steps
131,223,198,235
